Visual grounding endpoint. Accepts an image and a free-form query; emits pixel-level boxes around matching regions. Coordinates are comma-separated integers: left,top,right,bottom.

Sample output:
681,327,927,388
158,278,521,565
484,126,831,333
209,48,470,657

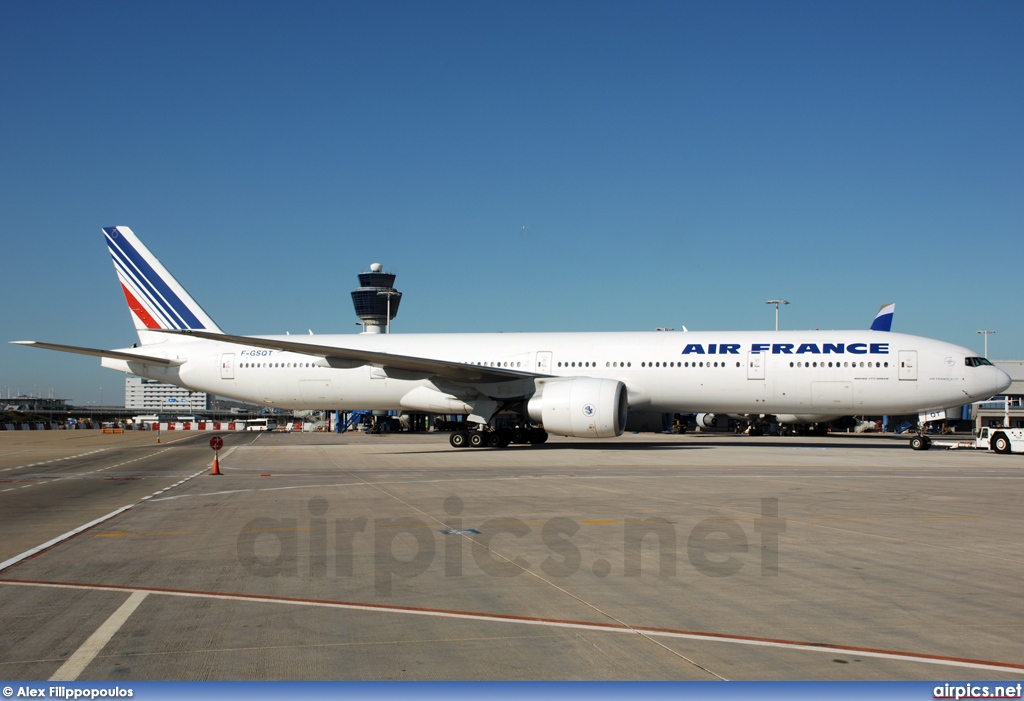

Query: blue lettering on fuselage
682,343,742,355
683,342,889,355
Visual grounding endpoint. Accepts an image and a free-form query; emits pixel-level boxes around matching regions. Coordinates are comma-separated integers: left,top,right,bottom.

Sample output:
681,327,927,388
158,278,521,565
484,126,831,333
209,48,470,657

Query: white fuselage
102,329,1008,417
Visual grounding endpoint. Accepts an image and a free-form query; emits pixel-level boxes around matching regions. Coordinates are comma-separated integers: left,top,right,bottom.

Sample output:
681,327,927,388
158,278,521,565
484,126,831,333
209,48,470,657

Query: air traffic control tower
351,263,402,334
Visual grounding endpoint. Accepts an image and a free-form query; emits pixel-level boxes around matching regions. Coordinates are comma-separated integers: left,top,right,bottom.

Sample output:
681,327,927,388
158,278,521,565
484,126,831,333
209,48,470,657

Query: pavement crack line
316,447,728,680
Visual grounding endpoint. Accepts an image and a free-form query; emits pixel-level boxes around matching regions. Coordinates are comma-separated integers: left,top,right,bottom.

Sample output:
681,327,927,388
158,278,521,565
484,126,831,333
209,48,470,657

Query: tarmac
0,429,1022,681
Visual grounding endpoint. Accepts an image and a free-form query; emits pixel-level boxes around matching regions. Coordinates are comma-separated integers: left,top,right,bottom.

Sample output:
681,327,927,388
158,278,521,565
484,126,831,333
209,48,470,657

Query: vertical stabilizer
103,226,223,342
869,303,895,332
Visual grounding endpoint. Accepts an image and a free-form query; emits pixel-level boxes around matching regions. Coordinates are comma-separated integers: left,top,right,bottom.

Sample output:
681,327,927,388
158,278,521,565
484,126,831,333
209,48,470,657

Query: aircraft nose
987,366,1012,397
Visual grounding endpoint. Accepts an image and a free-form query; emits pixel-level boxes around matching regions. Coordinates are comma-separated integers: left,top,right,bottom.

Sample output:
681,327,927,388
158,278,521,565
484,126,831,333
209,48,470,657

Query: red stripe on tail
121,283,161,329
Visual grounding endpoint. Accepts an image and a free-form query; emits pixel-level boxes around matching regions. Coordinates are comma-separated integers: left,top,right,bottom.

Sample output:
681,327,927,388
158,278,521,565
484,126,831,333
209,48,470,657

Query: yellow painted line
916,515,984,520
808,517,874,522
700,517,761,522
91,531,190,537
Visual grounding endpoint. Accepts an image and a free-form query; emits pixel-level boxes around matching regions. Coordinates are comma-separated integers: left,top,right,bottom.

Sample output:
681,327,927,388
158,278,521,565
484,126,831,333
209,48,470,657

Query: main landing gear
449,427,548,449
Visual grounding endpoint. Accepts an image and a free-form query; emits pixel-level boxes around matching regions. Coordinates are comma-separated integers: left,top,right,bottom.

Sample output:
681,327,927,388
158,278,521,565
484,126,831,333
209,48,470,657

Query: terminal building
124,377,210,413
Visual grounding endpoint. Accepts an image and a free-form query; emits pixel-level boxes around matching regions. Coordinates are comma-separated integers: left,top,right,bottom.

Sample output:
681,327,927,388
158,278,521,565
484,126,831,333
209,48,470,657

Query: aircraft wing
10,341,183,366
158,330,548,383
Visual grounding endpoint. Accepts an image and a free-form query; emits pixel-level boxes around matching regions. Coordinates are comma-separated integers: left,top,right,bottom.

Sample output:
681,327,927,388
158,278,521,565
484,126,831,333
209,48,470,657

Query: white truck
975,426,1024,454
912,426,1024,454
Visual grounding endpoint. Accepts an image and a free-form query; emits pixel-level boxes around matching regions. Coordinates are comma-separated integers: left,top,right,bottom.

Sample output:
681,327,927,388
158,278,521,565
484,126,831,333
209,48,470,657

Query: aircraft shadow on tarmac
395,437,912,454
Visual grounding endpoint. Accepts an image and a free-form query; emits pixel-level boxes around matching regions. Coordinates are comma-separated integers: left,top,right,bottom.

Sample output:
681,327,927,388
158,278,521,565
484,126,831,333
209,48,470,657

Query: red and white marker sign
209,436,224,451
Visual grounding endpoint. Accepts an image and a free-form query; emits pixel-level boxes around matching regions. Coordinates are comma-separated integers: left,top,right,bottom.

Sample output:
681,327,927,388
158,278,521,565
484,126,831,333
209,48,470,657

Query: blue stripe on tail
103,228,205,330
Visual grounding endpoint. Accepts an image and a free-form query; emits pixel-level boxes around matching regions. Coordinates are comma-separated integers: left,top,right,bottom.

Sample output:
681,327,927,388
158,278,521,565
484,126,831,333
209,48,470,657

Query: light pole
766,299,789,331
977,330,995,358
377,290,401,334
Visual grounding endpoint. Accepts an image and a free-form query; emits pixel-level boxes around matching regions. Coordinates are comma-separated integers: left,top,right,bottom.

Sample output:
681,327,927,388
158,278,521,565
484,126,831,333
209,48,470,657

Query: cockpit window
965,357,994,367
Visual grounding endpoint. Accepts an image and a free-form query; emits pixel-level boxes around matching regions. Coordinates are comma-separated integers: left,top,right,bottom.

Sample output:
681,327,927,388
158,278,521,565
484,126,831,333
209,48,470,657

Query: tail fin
869,302,895,332
103,226,223,341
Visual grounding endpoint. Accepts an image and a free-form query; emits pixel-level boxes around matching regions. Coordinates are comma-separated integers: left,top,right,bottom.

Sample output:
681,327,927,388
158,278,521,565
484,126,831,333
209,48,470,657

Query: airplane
12,226,1012,449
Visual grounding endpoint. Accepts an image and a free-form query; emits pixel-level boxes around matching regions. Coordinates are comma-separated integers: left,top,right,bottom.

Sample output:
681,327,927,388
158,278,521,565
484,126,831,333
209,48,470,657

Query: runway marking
0,449,165,492
0,448,235,574
2,578,1022,676
0,506,138,573
0,449,107,473
809,517,874,521
49,590,149,681
146,468,1024,504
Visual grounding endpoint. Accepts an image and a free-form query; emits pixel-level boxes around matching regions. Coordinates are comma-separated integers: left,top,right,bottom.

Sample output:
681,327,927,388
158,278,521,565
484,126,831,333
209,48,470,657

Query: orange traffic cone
210,454,222,476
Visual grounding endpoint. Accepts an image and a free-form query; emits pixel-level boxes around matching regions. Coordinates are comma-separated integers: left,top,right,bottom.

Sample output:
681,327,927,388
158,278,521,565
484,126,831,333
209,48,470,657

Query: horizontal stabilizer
10,341,182,366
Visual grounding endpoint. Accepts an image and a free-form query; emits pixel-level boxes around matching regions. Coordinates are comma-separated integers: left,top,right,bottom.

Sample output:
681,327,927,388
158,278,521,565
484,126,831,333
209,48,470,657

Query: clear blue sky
2,1,1021,405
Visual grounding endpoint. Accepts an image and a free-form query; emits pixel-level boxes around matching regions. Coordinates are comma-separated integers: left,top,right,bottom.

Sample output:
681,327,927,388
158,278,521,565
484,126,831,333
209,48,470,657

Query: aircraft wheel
992,433,1011,454
510,428,526,444
450,431,468,448
528,428,548,444
910,435,930,451
496,428,512,447
469,431,487,448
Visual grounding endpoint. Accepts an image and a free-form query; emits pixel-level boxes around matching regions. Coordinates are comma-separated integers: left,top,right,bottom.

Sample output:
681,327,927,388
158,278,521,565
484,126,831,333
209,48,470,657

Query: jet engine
695,412,717,429
527,378,627,438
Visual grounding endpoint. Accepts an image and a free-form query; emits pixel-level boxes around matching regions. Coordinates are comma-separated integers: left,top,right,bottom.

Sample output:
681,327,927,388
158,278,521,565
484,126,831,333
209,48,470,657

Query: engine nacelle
695,412,717,429
527,378,627,438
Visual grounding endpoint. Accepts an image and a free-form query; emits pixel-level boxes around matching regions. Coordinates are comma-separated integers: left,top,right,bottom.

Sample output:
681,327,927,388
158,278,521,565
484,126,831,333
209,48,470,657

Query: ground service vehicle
976,426,1024,454
912,426,1024,454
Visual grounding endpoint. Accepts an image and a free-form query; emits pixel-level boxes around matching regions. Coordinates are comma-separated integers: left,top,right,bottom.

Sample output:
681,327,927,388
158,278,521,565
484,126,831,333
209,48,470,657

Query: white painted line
0,450,226,573
0,505,137,573
4,580,1022,677
49,590,148,681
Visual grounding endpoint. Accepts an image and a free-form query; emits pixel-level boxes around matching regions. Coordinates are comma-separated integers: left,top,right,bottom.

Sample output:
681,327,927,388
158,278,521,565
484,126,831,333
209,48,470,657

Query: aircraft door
536,351,552,374
220,353,235,380
898,350,917,381
747,352,765,380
